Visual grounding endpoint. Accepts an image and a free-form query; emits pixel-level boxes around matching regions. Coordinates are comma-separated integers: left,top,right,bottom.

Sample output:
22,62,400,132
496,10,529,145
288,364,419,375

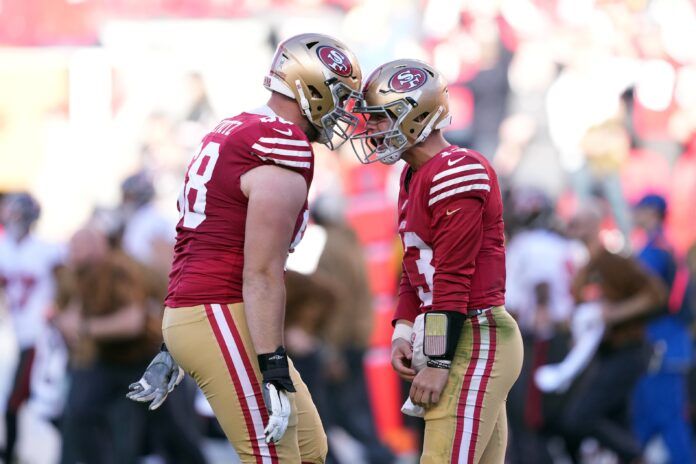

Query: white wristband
392,321,414,344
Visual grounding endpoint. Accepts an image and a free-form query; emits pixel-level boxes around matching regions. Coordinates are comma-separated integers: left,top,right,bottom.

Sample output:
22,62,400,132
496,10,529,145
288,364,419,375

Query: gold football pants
162,303,327,464
421,306,523,464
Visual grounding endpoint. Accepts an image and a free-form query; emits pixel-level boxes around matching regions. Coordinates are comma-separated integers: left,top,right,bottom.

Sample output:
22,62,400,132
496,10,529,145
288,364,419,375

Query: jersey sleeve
393,264,421,325
246,121,313,175
428,157,491,312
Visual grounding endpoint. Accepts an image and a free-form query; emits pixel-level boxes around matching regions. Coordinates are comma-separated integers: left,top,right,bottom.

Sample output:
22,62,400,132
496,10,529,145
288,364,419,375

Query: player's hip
161,303,254,375
424,306,523,421
162,302,249,327
460,306,523,370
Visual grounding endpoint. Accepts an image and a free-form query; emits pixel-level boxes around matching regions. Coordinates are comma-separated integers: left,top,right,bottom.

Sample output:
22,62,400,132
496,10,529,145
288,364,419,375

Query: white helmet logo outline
316,46,352,77
389,68,428,93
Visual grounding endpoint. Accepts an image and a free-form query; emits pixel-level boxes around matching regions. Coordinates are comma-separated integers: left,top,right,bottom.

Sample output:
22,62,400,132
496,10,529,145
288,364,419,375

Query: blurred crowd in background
2,0,696,463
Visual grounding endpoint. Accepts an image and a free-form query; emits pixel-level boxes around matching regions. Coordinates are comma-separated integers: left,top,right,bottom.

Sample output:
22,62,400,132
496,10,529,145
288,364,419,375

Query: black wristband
257,347,296,392
427,359,452,369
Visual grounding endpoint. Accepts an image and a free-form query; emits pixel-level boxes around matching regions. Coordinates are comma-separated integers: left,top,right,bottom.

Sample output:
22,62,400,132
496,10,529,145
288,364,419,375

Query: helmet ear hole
409,129,415,134
307,85,323,99
414,112,430,123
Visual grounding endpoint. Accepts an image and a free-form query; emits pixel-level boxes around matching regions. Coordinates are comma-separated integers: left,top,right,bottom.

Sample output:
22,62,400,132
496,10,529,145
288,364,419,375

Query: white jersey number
403,232,435,307
178,142,221,229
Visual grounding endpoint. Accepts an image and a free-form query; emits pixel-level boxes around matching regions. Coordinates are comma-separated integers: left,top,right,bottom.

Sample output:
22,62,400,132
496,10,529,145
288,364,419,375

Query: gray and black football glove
127,345,185,410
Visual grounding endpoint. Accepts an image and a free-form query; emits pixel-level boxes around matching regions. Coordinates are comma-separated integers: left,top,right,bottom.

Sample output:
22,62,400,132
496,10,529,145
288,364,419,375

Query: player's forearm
86,304,146,340
243,267,286,354
606,282,666,325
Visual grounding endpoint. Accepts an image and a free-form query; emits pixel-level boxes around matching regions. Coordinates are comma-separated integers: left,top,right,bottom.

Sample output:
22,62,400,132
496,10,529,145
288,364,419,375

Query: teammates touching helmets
264,33,363,149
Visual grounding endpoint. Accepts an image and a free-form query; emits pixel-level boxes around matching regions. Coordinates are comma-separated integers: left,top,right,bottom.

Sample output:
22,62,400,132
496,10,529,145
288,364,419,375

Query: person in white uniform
504,187,581,464
0,193,64,463
119,172,175,273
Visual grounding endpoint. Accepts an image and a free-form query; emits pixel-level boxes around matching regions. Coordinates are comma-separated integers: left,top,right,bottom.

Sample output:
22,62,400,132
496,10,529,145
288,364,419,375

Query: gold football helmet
351,59,451,164
264,33,362,149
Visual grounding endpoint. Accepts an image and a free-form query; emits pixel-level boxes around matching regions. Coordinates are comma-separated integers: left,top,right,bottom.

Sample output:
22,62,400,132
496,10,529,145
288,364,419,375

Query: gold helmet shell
351,59,451,164
264,33,362,149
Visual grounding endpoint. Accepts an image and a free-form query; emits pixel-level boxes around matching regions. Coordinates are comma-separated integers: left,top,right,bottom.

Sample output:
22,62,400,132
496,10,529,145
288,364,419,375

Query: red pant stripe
452,317,482,463
205,304,273,464
467,312,497,463
219,304,279,463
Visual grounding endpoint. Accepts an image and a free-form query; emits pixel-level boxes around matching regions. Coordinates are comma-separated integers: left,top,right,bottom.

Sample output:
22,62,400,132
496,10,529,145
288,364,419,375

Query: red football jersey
165,109,313,307
394,146,506,324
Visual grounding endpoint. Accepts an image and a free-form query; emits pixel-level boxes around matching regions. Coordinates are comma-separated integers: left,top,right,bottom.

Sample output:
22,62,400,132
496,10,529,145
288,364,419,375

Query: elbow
243,262,285,291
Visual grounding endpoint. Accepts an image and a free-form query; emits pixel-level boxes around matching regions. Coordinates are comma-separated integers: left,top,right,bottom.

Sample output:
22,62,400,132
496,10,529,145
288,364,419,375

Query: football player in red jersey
351,60,523,463
127,33,362,463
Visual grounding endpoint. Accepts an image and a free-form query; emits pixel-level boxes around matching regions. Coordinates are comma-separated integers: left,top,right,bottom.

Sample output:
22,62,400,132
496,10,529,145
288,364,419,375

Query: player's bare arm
241,163,307,444
240,164,307,354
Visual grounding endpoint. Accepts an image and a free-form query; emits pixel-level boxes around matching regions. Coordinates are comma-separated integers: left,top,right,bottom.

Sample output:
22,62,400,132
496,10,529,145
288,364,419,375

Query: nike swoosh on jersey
446,208,461,216
447,157,465,166
273,127,293,136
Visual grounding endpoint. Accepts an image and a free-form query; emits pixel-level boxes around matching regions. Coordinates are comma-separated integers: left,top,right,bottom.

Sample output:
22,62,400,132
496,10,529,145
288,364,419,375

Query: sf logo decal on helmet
316,46,352,77
389,68,428,92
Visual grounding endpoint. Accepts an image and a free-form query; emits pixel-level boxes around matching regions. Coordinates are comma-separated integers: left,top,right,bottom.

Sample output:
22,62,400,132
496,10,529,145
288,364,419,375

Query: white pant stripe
211,304,274,464
458,314,491,463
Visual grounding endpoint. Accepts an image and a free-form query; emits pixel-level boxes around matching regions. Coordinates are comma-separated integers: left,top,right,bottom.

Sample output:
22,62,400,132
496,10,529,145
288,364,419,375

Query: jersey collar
247,105,278,118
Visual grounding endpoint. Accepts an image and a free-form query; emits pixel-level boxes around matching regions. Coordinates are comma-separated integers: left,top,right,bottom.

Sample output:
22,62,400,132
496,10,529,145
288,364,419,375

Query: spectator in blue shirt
632,194,695,463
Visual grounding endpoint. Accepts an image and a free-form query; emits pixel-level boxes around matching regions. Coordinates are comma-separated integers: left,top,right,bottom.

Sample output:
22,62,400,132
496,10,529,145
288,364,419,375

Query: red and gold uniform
395,146,523,464
163,107,326,464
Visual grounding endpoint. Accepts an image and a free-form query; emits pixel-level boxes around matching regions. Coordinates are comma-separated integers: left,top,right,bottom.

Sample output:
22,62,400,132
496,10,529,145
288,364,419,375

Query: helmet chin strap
415,105,444,144
295,79,313,122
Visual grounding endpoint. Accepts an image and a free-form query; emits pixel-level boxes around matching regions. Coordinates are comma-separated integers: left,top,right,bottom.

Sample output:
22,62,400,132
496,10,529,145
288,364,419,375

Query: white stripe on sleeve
430,173,489,195
428,184,490,206
432,163,485,182
252,143,312,158
257,155,311,169
257,137,310,147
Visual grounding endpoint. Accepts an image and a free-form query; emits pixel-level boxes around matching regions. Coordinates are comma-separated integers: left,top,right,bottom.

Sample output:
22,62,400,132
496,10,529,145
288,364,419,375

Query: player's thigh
163,304,301,463
421,307,522,464
478,405,508,464
289,361,327,464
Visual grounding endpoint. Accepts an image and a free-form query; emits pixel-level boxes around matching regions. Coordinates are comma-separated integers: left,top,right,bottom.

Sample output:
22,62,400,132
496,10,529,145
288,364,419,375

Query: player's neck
401,131,451,170
266,93,314,137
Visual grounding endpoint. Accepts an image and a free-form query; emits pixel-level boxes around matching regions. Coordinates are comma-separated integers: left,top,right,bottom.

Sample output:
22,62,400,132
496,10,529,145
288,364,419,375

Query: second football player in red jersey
351,60,523,463
127,34,362,463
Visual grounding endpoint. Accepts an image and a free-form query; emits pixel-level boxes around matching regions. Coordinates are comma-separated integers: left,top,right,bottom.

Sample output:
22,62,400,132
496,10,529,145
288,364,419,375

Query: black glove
258,347,295,443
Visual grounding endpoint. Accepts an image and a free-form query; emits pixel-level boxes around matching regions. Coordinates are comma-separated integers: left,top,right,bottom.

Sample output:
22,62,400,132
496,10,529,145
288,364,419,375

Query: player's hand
391,338,416,381
258,347,296,444
410,366,449,408
127,349,185,410
262,382,292,443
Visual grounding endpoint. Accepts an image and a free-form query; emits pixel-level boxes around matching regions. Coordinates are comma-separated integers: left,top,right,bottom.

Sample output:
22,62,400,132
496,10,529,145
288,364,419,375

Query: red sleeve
393,265,421,325
428,158,490,311
247,122,313,177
